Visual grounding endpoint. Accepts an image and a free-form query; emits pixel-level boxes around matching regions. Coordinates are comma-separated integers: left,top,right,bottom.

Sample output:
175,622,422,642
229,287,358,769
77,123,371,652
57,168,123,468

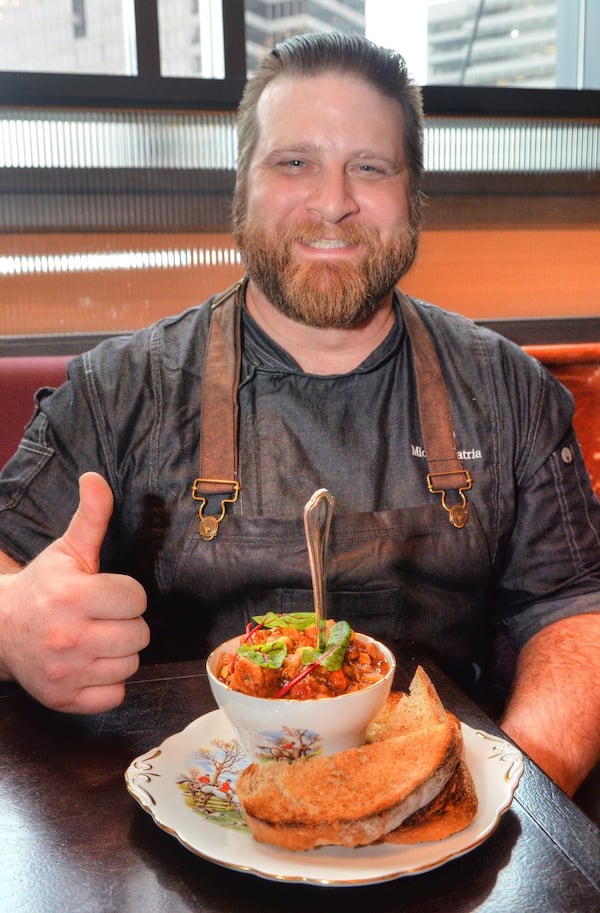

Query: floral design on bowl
256,725,322,762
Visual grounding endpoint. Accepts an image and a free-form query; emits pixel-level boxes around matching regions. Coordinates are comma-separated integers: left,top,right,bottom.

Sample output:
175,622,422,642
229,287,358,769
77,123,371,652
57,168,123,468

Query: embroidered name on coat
411,444,482,460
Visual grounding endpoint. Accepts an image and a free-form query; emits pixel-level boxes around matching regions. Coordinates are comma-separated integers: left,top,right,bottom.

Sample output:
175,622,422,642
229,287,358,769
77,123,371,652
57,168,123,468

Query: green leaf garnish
252,612,316,631
300,620,352,671
238,640,288,669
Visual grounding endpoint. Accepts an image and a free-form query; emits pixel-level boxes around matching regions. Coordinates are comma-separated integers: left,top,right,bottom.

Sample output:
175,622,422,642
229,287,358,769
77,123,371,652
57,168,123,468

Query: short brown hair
231,31,424,234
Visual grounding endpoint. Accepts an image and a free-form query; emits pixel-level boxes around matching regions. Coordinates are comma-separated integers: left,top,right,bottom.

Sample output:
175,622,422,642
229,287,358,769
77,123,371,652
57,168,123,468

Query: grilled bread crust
236,715,462,850
368,669,479,843
366,665,448,742
384,759,478,844
236,666,479,850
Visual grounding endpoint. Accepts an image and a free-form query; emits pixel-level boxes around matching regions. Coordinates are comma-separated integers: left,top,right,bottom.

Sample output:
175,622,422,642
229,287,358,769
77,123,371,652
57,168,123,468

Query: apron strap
398,292,472,528
192,278,244,540
192,280,471,537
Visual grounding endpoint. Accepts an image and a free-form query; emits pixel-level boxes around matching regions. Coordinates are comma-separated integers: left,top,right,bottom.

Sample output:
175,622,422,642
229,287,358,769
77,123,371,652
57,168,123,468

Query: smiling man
232,45,420,372
0,32,598,800
236,71,417,329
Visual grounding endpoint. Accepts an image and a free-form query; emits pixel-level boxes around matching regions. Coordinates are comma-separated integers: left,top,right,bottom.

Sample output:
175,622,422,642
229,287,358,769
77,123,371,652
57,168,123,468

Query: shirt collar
241,290,405,376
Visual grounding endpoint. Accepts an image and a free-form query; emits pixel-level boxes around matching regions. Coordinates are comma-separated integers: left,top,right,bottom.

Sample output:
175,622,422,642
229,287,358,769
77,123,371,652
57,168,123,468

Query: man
0,33,598,797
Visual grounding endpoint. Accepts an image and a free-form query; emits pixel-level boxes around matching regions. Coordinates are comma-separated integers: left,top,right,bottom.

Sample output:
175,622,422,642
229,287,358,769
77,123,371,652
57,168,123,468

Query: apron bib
171,282,494,693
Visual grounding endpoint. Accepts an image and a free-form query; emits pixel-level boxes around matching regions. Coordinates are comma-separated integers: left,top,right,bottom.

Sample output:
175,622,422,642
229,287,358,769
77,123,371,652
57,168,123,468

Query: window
0,1,598,351
0,0,132,76
72,0,87,40
1,2,598,87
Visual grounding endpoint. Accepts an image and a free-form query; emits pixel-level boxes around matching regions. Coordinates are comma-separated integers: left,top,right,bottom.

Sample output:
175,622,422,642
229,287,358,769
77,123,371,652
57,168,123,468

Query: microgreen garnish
252,612,316,630
230,620,265,673
238,640,288,669
235,615,354,693
300,620,352,671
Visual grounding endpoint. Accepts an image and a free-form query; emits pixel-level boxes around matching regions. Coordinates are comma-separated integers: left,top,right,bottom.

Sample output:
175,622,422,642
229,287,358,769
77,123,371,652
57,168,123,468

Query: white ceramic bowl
206,632,395,762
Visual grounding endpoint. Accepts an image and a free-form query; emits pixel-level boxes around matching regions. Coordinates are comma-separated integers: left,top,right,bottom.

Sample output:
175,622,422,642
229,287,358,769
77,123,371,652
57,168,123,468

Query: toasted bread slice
384,759,478,844
366,665,447,743
236,715,462,851
366,667,478,843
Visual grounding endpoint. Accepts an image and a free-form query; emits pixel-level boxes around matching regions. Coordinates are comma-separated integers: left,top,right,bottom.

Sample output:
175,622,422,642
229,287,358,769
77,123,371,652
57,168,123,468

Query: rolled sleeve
498,418,600,646
505,590,600,649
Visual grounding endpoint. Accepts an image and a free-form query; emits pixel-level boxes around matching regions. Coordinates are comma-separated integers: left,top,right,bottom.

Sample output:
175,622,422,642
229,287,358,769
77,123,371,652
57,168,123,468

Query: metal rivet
199,516,219,540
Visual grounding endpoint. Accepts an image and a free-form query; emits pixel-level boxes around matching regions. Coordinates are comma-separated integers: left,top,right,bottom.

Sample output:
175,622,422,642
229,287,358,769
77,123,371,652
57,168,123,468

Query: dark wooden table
1,657,598,913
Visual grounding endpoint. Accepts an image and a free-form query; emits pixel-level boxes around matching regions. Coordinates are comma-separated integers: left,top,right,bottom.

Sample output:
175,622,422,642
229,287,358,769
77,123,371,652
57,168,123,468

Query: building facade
0,0,365,77
244,0,365,71
426,0,593,88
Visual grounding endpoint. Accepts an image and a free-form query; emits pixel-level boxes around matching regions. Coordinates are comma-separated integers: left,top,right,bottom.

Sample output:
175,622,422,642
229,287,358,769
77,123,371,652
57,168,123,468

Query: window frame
1,72,599,118
0,0,598,117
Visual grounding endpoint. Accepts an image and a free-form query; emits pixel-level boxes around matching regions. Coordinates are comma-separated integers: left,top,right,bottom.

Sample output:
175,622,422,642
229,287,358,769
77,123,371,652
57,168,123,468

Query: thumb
61,472,114,574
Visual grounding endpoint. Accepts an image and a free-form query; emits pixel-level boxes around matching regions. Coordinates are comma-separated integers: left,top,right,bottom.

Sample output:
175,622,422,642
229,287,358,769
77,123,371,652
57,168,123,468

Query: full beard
235,220,419,329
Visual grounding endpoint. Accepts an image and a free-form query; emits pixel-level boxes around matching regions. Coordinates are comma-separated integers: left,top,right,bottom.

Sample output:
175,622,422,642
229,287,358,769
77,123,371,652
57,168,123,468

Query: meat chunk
228,654,281,697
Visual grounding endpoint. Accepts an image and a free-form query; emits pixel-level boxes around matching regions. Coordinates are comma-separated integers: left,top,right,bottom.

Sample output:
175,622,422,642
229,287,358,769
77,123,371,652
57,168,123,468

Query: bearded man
0,32,598,800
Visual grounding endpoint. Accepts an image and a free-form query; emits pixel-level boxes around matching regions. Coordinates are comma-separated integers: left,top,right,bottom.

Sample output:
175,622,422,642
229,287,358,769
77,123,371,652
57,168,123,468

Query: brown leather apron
171,282,493,692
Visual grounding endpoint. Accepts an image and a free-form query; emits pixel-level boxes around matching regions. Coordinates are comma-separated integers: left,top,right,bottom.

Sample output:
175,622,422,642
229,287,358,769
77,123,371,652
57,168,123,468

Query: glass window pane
244,1,366,73
365,0,599,90
158,0,224,77
242,0,597,91
0,0,136,75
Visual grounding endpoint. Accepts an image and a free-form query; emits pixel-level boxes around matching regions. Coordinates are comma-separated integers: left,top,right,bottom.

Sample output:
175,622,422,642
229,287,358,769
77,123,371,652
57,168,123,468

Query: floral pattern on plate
178,737,248,830
176,723,323,830
125,710,524,886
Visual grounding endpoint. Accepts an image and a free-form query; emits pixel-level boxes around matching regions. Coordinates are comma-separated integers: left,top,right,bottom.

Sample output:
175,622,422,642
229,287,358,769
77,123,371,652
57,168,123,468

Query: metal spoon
303,488,335,652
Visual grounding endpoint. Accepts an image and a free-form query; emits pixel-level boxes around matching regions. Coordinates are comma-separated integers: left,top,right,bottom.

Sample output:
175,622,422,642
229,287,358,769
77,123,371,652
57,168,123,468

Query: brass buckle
426,469,472,529
192,478,240,541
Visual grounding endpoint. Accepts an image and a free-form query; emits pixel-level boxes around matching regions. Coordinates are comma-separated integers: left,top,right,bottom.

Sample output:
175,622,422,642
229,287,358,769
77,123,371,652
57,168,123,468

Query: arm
0,551,22,679
0,472,150,713
500,612,600,796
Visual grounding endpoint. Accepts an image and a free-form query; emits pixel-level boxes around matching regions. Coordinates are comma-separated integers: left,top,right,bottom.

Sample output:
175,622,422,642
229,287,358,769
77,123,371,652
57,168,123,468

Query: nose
305,167,359,224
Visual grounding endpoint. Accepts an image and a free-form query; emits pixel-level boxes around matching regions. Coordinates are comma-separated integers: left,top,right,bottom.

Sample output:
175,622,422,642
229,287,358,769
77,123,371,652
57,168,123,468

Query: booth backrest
1,345,599,495
0,354,73,470
524,343,600,499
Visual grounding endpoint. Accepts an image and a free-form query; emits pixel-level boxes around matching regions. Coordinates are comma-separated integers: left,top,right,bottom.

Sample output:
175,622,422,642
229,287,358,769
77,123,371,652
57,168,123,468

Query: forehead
253,72,406,154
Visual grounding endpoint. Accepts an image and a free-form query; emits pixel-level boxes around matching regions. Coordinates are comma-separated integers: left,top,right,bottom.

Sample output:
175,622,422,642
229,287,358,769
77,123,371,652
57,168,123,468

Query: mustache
283,223,379,246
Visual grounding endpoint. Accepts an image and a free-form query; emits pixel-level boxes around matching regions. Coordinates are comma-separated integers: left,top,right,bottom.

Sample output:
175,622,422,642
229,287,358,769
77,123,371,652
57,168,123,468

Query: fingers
1,471,152,714
61,472,114,574
98,615,151,657
51,677,131,715
82,572,148,621
42,614,150,678
71,684,128,715
39,626,148,713
83,614,151,658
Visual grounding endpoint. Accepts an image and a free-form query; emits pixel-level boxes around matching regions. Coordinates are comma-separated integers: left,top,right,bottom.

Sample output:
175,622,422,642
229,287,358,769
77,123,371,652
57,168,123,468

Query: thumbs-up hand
0,472,149,713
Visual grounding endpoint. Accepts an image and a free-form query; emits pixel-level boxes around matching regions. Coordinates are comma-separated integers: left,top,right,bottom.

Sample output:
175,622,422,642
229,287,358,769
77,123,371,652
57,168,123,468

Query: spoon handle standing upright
304,488,335,652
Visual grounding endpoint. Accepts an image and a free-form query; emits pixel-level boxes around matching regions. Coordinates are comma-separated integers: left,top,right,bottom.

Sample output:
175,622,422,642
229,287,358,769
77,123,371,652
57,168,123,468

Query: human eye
351,157,399,179
282,158,306,170
268,153,306,170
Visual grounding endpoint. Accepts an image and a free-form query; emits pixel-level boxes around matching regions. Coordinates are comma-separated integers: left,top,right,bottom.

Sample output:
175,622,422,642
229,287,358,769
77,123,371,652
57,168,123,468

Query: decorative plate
125,709,523,886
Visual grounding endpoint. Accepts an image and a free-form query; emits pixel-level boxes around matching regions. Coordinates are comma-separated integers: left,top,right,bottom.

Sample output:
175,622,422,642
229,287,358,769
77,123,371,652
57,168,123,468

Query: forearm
500,612,600,796
0,551,24,680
